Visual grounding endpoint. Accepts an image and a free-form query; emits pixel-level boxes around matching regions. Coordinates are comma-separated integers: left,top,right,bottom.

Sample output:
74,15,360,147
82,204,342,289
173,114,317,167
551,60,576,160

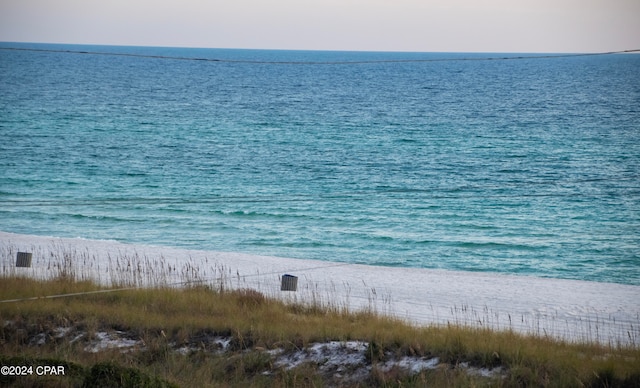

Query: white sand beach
2,231,638,346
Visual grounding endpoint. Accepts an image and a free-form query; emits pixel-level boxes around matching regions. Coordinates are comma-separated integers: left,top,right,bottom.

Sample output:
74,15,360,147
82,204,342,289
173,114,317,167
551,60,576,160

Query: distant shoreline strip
1,46,639,65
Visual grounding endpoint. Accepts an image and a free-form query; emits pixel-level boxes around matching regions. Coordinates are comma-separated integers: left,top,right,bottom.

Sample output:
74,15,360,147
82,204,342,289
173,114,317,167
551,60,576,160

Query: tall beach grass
1,241,640,386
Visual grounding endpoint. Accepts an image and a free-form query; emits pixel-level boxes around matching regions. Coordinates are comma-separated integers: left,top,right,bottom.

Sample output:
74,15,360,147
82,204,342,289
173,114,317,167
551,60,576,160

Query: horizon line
2,43,639,66
2,40,639,56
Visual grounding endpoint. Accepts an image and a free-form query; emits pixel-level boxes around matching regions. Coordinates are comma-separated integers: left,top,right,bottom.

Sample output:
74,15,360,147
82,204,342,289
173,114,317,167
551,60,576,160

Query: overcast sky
1,0,639,53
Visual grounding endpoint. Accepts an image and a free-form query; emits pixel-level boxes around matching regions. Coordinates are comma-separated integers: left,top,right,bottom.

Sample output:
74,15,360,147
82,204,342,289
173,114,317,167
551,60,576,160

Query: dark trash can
16,252,32,268
281,274,298,291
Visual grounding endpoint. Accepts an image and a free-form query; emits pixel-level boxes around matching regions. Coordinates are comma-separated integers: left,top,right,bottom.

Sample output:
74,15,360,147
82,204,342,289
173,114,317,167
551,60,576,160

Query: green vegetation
1,276,639,387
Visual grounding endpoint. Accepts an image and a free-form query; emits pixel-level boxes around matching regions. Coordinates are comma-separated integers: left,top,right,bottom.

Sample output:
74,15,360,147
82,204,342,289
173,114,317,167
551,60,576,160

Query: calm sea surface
1,43,639,285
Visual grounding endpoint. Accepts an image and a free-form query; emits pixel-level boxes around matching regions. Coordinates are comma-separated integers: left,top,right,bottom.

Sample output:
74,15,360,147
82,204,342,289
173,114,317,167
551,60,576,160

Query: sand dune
2,231,638,346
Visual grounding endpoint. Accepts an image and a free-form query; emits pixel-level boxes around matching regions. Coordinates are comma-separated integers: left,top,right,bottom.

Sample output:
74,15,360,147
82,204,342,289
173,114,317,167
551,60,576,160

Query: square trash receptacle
281,274,298,291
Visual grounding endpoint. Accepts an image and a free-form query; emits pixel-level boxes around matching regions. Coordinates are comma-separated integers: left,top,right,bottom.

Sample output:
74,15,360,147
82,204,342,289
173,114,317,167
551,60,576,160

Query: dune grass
1,275,639,387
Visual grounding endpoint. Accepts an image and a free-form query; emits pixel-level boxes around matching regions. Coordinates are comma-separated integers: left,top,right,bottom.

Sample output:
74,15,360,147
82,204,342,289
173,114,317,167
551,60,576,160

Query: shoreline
2,230,639,346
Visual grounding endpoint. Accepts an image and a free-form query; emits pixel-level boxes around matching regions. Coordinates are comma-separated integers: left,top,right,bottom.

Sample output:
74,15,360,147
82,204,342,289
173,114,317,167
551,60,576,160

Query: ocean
1,43,639,285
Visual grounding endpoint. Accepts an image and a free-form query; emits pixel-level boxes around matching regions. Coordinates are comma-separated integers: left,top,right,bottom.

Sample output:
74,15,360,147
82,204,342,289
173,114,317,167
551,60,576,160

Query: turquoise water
1,43,639,285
